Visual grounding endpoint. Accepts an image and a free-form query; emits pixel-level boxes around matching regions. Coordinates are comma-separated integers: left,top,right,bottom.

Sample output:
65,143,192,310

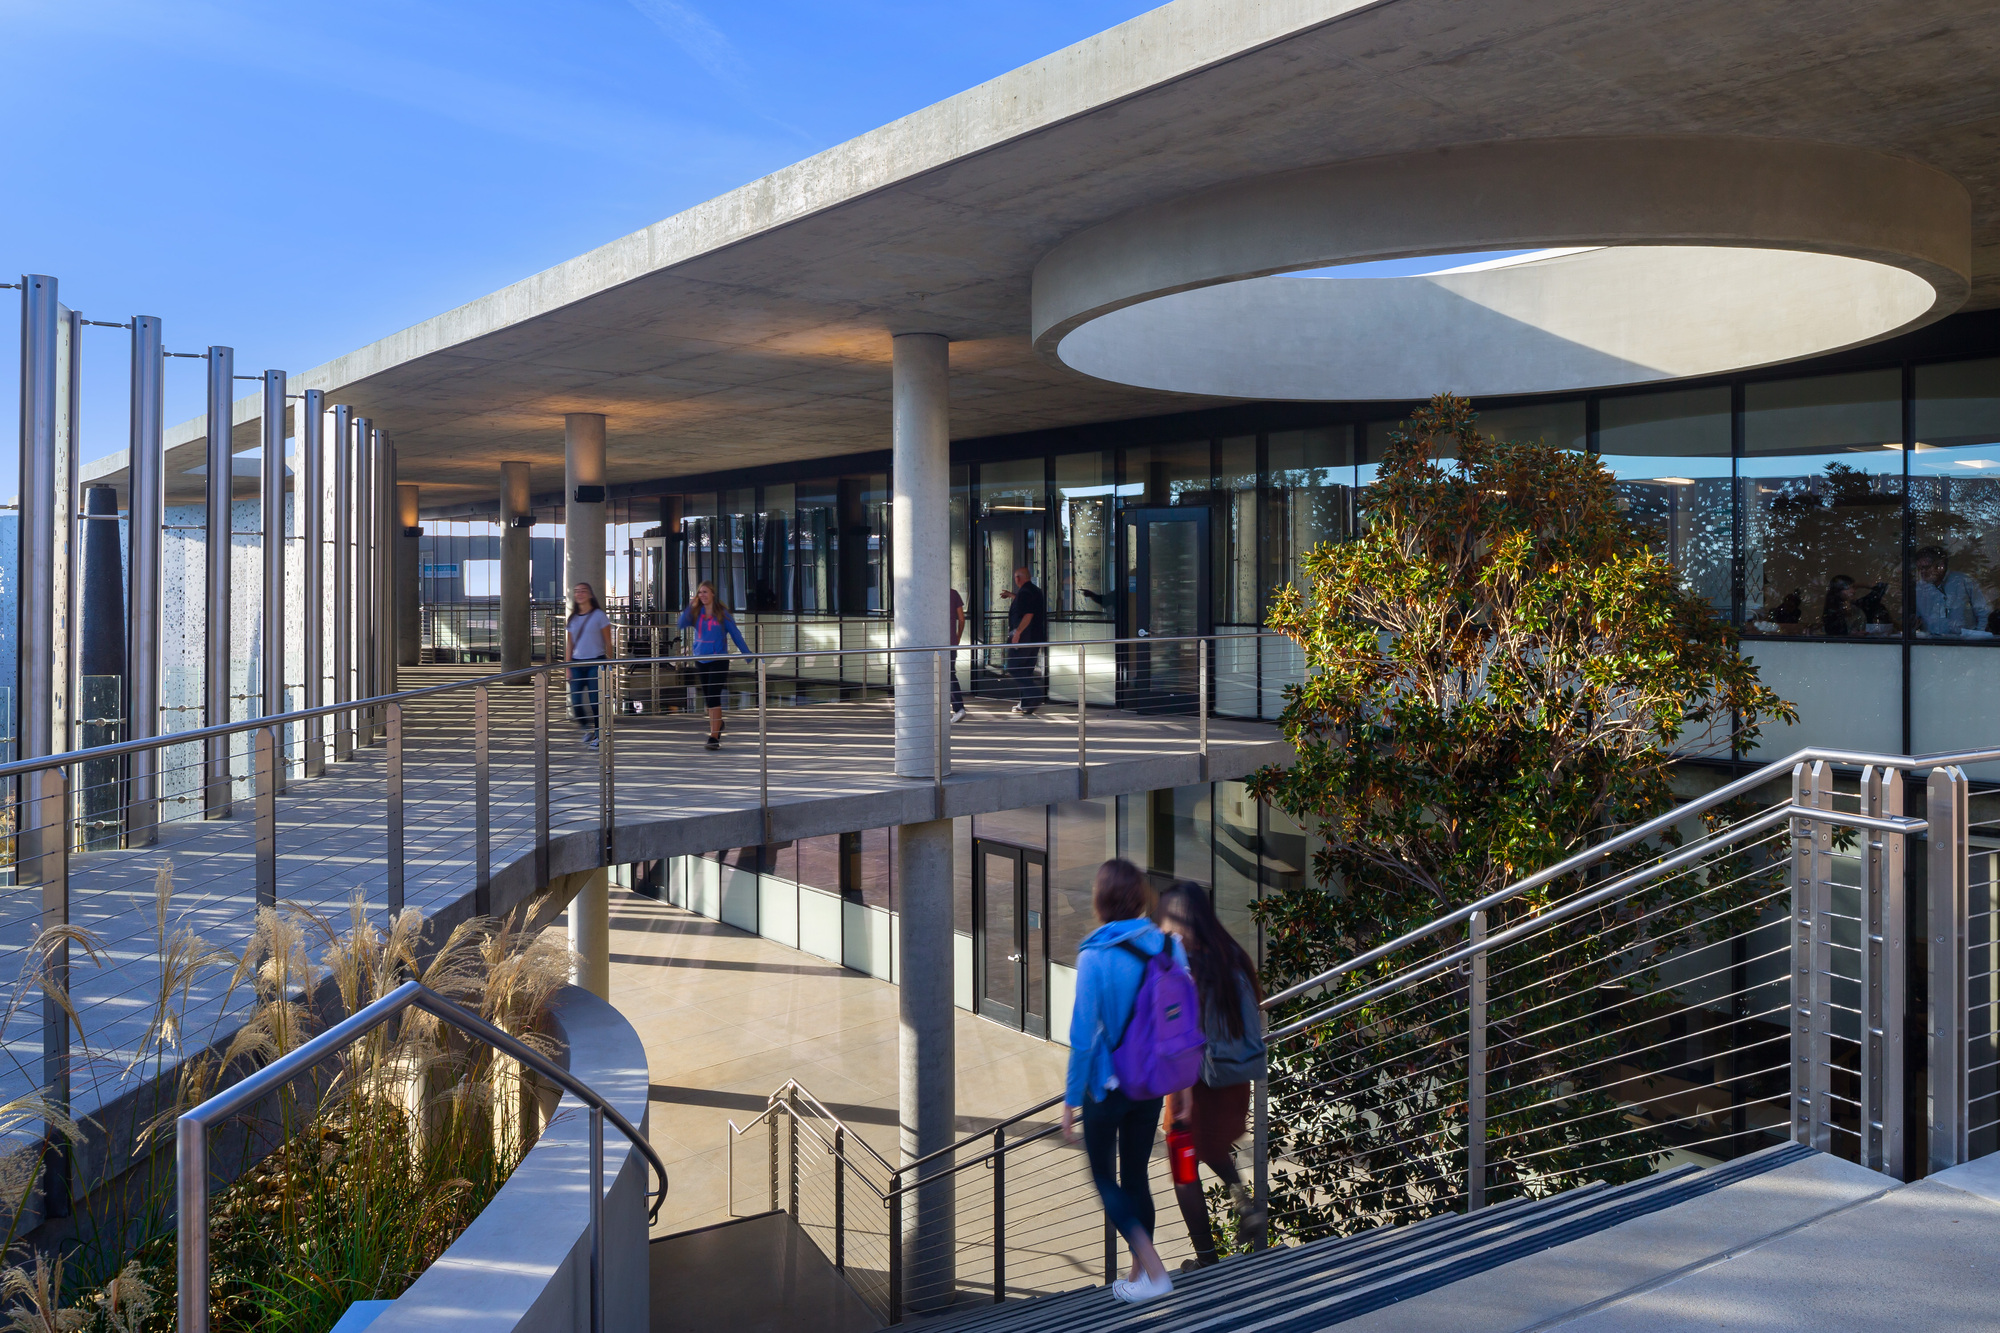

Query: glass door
974,515,1042,686
972,837,1050,1036
1119,507,1211,713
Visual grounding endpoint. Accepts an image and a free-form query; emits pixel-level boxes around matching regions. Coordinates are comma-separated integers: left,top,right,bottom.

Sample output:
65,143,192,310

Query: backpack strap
1112,936,1165,1051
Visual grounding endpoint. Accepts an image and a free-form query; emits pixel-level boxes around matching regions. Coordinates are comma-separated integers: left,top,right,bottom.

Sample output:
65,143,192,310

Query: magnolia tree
1250,394,1794,1239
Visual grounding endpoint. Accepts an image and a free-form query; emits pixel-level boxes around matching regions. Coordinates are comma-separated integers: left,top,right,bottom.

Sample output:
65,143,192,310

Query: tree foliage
1249,394,1795,1238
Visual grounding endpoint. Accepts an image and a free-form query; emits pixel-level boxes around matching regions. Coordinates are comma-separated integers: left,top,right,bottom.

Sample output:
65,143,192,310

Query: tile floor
606,891,1072,1238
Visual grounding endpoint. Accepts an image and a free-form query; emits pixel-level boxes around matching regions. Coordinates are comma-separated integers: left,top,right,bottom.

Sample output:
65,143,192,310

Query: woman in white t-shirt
567,582,615,748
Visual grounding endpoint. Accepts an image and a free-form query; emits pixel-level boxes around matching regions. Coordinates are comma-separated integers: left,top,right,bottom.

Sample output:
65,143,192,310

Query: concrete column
897,815,956,1308
500,462,532,673
564,414,607,611
892,334,950,780
397,483,420,667
566,868,610,1000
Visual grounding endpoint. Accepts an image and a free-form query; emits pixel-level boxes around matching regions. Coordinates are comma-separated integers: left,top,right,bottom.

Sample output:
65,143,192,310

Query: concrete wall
366,985,652,1333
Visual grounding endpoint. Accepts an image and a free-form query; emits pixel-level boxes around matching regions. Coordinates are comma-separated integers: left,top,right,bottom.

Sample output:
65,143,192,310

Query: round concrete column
564,414,607,612
892,334,949,780
397,483,421,667
500,462,532,673
567,868,611,1000
897,815,955,1308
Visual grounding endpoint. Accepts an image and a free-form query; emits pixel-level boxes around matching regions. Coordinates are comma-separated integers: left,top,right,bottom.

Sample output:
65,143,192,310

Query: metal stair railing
1249,744,2000,1250
177,978,670,1333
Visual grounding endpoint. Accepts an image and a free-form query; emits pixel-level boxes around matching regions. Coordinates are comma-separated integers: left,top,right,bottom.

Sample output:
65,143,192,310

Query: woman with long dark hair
566,581,614,748
677,580,749,750
1157,880,1268,1266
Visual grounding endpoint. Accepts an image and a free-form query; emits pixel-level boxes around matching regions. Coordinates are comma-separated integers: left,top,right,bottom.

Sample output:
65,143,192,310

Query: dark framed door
972,837,1050,1037
1119,507,1211,713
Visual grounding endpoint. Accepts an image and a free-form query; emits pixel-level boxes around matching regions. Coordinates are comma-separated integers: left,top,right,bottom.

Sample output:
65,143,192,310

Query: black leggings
694,658,729,711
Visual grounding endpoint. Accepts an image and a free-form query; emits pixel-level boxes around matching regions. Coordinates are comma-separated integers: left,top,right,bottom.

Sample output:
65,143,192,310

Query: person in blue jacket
677,581,750,750
1061,858,1189,1305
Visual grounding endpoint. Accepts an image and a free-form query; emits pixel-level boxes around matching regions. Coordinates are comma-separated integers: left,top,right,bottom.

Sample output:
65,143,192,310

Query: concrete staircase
922,1141,2000,1333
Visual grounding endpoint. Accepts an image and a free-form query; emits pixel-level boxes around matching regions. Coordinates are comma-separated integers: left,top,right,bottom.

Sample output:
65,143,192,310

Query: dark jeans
567,661,602,731
1082,1089,1163,1245
694,658,729,711
950,650,964,712
1006,643,1045,711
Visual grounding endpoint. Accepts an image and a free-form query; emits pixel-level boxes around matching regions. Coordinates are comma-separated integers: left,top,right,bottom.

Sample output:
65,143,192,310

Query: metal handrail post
1251,1076,1268,1250
1792,760,1833,1150
1076,644,1088,799
888,1185,904,1324
535,670,550,889
387,702,404,916
991,1127,1005,1303
599,665,615,866
475,684,491,916
834,1125,846,1272
589,1105,605,1333
1928,764,1970,1172
759,658,771,846
254,727,277,908
1103,1215,1116,1284
787,1087,800,1219
934,648,947,820
1198,640,1209,782
1862,764,1907,1177
1467,909,1486,1210
35,767,70,1218
768,1107,779,1212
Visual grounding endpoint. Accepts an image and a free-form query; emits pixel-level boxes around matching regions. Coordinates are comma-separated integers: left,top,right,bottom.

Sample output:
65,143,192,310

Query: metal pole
767,1106,779,1212
535,670,550,889
1928,764,1970,1172
376,433,396,697
126,315,163,845
888,1186,904,1324
1862,765,1907,1178
589,1105,605,1333
302,388,324,777
255,726,276,907
204,346,234,817
1468,908,1487,1210
833,1125,846,1272
786,1089,799,1219
934,649,947,821
387,701,403,916
991,1127,1005,1303
64,308,79,763
1251,1075,1269,1251
332,406,352,760
475,684,491,916
355,418,374,735
599,664,615,866
19,276,59,772
1103,1214,1116,1284
35,767,69,1219
1791,760,1834,1149
260,374,286,761
1076,644,1088,799
758,657,770,847
176,1114,208,1333
1198,636,1209,782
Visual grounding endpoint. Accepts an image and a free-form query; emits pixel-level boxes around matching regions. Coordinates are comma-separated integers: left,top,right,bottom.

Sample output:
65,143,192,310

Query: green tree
1250,394,1794,1239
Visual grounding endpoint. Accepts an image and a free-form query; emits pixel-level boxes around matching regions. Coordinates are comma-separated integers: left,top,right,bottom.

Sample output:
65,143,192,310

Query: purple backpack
1111,939,1207,1099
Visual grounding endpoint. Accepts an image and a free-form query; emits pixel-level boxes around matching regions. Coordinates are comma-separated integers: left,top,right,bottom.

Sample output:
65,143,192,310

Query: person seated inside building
1821,575,1894,636
1913,546,1990,636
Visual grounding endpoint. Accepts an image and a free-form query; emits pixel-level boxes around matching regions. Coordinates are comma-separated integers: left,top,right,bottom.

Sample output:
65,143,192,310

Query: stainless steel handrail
0,630,1289,783
1261,743,1999,1012
176,979,669,1333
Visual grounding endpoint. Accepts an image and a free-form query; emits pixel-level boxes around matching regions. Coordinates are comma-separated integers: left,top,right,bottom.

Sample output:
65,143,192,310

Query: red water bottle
1167,1122,1198,1186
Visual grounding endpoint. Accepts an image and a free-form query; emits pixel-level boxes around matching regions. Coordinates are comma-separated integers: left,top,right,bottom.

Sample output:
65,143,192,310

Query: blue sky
0,0,1159,489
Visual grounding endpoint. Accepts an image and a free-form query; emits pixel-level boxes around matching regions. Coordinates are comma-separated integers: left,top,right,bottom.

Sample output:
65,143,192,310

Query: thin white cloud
627,0,749,85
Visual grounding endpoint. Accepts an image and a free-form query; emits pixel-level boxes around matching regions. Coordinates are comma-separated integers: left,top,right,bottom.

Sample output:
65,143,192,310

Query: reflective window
1598,387,1734,615
1742,370,1904,638
1913,358,2000,639
755,483,795,614
1265,427,1352,602
1054,452,1114,622
1220,436,1258,625
1124,442,1211,508
1477,399,1587,450
1052,798,1111,965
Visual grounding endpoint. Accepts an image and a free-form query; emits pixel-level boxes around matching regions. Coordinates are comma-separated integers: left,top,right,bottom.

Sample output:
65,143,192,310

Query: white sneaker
1112,1272,1172,1304
1009,703,1026,715
951,707,967,723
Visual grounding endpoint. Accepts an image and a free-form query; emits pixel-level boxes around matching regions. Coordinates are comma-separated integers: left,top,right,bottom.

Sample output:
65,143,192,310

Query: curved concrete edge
364,986,653,1333
1031,135,1973,396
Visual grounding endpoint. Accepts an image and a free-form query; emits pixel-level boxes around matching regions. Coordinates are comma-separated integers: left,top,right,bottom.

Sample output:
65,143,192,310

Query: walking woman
677,580,749,750
567,582,614,748
1158,881,1268,1267
1061,859,1189,1304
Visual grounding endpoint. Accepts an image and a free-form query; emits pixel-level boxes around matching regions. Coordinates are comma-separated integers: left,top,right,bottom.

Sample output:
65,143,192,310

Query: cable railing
0,631,1291,1202
1247,745,2000,1249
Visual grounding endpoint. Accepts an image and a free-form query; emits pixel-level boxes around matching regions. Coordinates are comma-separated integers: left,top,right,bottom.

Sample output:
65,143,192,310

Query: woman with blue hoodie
677,581,750,750
1060,858,1190,1305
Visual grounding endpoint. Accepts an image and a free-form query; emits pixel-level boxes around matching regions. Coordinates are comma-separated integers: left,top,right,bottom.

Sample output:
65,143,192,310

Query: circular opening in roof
1031,139,1971,402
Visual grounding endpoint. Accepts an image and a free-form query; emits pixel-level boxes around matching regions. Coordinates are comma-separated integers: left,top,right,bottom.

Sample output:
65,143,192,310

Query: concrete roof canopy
91,0,2000,508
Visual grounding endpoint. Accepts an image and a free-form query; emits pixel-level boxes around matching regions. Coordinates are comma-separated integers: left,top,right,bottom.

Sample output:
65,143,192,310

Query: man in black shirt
1002,566,1047,715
